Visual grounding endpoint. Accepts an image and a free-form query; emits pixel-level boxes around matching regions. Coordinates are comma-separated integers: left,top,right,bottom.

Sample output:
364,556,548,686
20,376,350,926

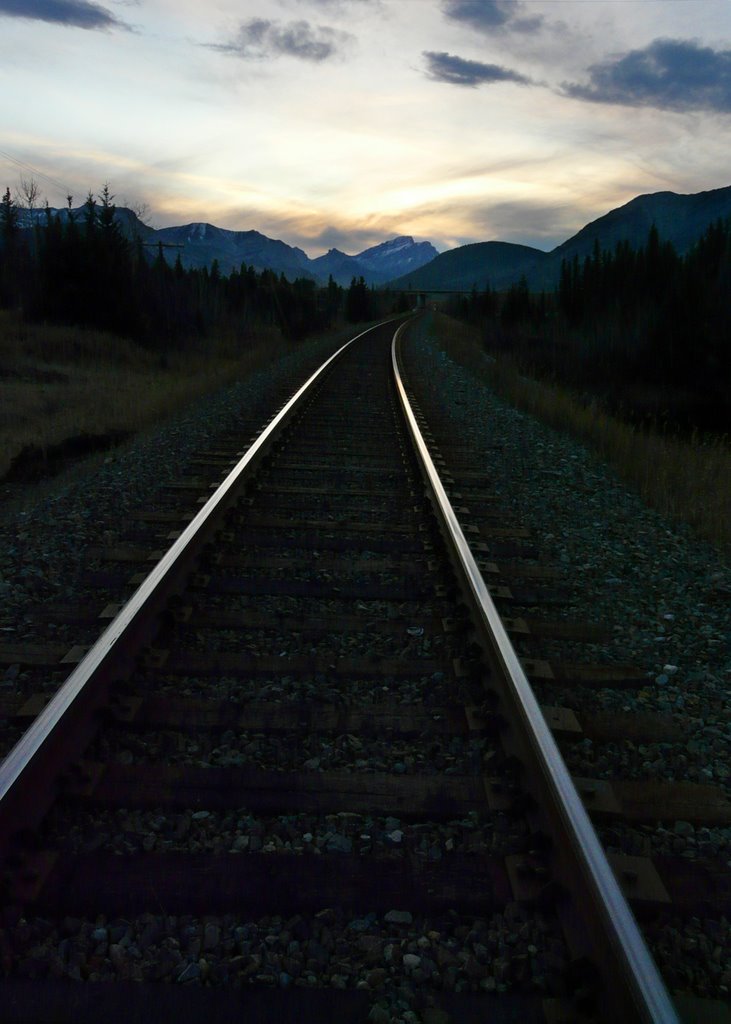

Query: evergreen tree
345,276,370,322
0,187,20,305
1,186,19,241
501,275,531,326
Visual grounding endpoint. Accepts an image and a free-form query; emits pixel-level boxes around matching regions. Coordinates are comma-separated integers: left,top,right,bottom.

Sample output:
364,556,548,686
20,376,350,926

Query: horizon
2,1,731,258
28,178,731,265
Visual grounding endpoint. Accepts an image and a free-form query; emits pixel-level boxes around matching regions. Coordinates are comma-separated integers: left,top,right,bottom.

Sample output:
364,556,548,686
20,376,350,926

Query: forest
446,220,731,431
3,184,728,431
0,186,398,347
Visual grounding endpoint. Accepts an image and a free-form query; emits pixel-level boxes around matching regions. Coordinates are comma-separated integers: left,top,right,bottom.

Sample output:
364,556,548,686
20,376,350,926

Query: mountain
26,183,731,292
153,222,313,279
125,220,438,285
355,236,439,284
389,241,548,292
310,248,364,285
547,185,731,274
23,206,438,285
311,236,440,286
19,203,156,241
389,184,731,293
24,206,316,279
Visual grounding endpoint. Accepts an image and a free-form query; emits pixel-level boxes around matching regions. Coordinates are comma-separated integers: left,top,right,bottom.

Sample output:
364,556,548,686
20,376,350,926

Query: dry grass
430,313,731,553
0,312,296,479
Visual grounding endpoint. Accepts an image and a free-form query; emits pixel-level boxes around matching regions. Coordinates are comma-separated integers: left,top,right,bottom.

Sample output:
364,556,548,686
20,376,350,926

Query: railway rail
0,317,689,1021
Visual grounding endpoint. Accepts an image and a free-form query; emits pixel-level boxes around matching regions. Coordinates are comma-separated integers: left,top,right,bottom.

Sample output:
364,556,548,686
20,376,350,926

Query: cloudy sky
1,0,730,255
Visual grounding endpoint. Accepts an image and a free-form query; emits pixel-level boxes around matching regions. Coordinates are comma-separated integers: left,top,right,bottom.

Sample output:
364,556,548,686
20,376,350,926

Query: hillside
154,223,313,280
356,236,439,285
389,241,548,292
21,183,731,293
390,185,731,293
549,185,731,271
21,206,438,286
311,248,364,285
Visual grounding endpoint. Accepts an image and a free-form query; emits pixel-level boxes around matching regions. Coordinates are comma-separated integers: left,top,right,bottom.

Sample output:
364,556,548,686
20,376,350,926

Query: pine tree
0,186,21,306
345,276,370,322
1,186,18,241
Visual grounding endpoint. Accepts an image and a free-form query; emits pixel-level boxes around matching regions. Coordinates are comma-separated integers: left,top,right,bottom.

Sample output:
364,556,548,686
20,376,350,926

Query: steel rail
391,321,679,1024
0,319,398,848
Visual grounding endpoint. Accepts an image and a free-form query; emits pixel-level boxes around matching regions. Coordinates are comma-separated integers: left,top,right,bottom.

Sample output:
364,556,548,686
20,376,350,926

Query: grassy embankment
429,313,731,553
0,312,314,482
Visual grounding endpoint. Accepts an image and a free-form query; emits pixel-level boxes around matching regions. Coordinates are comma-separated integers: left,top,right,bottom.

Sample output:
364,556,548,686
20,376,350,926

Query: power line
0,147,74,199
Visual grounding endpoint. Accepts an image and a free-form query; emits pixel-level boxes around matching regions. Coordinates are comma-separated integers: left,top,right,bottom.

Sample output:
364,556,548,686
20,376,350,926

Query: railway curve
0,317,682,1022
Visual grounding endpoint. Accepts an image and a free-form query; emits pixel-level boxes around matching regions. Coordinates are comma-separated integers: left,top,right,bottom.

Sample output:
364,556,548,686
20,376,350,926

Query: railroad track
0,317,688,1021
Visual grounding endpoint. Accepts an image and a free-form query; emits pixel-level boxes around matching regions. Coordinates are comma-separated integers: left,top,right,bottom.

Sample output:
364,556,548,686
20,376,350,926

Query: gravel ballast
400,317,730,784
400,315,731,1001
0,333,342,670
2,317,730,1011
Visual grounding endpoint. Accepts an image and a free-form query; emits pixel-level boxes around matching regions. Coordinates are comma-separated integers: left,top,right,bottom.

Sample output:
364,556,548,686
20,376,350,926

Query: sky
1,0,731,256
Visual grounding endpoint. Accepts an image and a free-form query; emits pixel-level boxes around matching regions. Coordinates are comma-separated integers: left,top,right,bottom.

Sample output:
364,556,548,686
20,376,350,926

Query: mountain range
311,236,440,286
390,184,731,293
21,206,439,287
26,184,731,292
150,226,440,286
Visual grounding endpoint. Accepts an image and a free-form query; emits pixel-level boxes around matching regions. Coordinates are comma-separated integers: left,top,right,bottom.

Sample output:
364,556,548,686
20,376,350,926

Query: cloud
565,38,731,113
472,198,579,249
156,200,408,259
0,0,127,30
304,0,377,7
301,225,386,255
209,18,352,62
377,193,573,251
442,0,543,35
423,50,532,88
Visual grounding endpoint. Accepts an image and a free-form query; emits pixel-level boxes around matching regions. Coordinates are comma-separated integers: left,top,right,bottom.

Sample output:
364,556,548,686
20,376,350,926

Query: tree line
0,184,392,347
446,220,731,430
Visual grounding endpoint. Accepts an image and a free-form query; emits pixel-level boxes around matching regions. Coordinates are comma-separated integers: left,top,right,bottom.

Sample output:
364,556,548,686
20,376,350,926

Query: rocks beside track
3,903,566,1011
3,317,730,1014
0,335,340,683
402,318,730,788
92,728,492,775
45,807,527,859
142,669,458,706
401,316,731,1002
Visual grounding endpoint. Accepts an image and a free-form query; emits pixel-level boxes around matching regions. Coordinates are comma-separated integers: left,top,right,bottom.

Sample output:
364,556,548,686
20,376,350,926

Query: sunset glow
2,0,730,255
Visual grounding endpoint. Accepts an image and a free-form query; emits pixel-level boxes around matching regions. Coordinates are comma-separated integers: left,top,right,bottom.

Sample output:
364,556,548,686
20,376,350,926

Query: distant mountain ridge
21,205,439,287
25,184,731,292
389,185,731,293
553,185,731,264
312,236,440,286
154,222,314,281
390,241,547,292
